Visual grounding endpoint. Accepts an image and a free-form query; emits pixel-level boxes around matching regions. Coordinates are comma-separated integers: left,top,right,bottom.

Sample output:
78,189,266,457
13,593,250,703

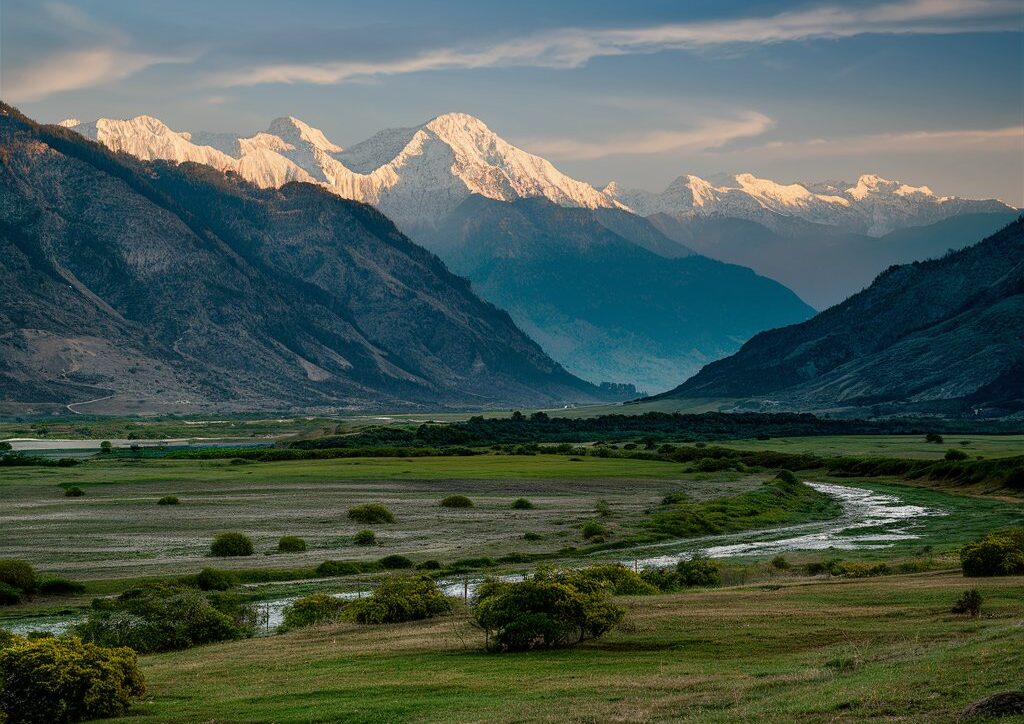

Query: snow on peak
57,118,81,128
266,116,344,153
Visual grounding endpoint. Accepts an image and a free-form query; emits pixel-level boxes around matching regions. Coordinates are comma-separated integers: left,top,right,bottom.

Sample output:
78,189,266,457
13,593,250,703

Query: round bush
349,574,450,624
771,555,790,570
348,504,395,524
440,495,473,509
523,532,542,541
416,560,442,570
37,577,86,595
960,528,1024,577
65,486,85,498
0,582,22,606
775,470,798,485
157,495,180,506
0,635,146,723
353,530,377,546
210,532,254,557
193,567,237,591
578,564,659,595
945,448,970,461
676,557,722,587
277,536,307,553
581,520,608,540
281,593,347,631
511,497,534,510
378,554,413,570
0,559,36,594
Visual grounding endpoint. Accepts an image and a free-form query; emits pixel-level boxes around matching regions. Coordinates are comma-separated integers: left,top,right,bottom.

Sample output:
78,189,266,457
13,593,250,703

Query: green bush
775,470,798,484
677,556,721,587
960,528,1024,577
0,560,35,594
511,498,534,510
64,486,85,498
440,495,473,508
578,564,659,595
661,491,688,505
348,504,395,524
353,530,377,546
945,448,969,461
925,433,944,444
474,567,625,652
316,560,380,577
280,594,348,631
951,589,983,616
193,568,237,591
581,521,608,540
0,635,145,723
416,560,442,570
378,555,413,570
639,568,682,593
770,555,790,570
157,496,179,506
839,562,892,578
73,584,254,653
37,577,86,596
595,499,611,517
804,561,828,576
349,575,450,624
0,582,22,606
277,536,307,553
210,532,254,557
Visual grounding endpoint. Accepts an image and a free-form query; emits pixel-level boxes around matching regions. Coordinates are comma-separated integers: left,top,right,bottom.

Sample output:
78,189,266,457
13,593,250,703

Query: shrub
474,567,625,652
316,560,380,577
440,495,473,508
349,575,450,624
210,532,254,557
770,555,790,570
73,584,254,653
378,555,414,570
0,582,22,606
348,504,395,524
280,593,347,631
37,577,86,595
157,495,179,506
64,486,85,498
677,556,721,587
960,528,1024,577
100,440,113,453
353,530,377,546
925,433,944,444
578,564,659,595
661,491,688,505
945,448,969,461
511,498,534,510
804,561,829,576
0,635,145,723
775,470,798,485
416,560,441,570
581,521,608,540
193,568,237,591
0,560,35,594
951,589,983,616
277,536,307,553
595,499,611,517
639,567,682,593
523,532,542,541
840,562,892,578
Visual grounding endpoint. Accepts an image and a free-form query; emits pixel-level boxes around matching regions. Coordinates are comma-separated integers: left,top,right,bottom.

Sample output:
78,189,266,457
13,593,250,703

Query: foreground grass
716,435,1024,461
115,572,1024,723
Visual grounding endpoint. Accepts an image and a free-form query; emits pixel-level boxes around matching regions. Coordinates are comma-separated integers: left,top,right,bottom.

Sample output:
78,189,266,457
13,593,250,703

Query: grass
715,434,1024,460
109,571,1024,722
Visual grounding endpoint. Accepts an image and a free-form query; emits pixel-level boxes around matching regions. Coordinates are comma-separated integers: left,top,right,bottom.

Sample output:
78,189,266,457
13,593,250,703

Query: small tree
100,440,113,454
925,433,944,444
210,532,254,557
951,589,982,616
960,528,1024,577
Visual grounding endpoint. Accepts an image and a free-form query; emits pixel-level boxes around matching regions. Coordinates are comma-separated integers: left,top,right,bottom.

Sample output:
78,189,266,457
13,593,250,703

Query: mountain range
653,218,1024,417
1,103,616,414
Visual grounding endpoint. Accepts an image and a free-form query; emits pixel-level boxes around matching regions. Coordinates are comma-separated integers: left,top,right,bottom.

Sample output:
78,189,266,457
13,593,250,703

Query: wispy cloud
523,112,774,160
211,0,1020,87
750,126,1024,158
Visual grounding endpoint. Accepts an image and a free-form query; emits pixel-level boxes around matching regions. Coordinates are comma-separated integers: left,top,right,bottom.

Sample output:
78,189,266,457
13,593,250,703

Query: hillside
0,104,614,414
421,196,814,393
654,219,1024,416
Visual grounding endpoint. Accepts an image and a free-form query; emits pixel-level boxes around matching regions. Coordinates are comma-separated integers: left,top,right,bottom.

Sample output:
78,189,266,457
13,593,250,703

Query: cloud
210,0,1020,87
749,126,1024,158
523,112,775,160
2,47,185,103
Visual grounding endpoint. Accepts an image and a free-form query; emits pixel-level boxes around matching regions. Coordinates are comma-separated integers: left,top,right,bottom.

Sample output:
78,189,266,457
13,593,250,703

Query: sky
2,0,1023,203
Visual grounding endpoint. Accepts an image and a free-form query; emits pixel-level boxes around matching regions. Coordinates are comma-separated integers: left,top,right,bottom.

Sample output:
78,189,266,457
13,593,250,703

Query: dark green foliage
473,567,625,652
775,469,798,484
677,557,721,587
511,498,534,510
960,528,1024,577
315,560,381,577
378,555,414,570
0,582,22,606
595,499,611,517
0,635,145,723
416,560,442,571
0,455,79,468
348,504,395,524
945,448,969,461
580,521,608,540
64,486,85,498
280,594,347,631
951,589,983,616
639,568,682,593
193,568,237,591
523,532,542,541
353,530,376,546
577,564,659,595
926,433,944,444
36,577,86,595
661,491,688,505
770,555,790,570
157,496,179,506
73,584,254,653
450,557,497,571
277,536,307,553
0,560,35,594
349,575,450,624
440,495,473,508
838,562,892,578
804,561,829,576
100,440,113,453
210,532,254,557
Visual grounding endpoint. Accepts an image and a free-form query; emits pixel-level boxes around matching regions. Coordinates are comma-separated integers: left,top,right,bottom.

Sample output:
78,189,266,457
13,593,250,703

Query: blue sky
3,0,1022,203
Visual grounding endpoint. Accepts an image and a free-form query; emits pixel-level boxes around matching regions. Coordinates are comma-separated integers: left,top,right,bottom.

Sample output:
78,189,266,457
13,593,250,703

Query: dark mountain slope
419,196,814,393
0,103,611,413
655,219,1024,416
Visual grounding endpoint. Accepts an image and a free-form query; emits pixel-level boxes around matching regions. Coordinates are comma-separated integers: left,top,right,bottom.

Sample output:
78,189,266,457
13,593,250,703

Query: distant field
127,572,1024,723
715,434,1024,460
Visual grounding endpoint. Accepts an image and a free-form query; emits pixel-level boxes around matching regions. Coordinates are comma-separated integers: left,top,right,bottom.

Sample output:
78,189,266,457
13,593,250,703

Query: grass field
715,434,1024,460
111,571,1024,723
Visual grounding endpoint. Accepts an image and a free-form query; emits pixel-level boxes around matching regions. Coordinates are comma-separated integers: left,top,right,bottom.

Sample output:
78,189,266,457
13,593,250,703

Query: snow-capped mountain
60,113,622,230
604,173,1014,236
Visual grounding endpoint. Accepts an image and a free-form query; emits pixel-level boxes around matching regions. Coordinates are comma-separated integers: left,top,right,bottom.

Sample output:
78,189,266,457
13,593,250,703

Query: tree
100,441,113,454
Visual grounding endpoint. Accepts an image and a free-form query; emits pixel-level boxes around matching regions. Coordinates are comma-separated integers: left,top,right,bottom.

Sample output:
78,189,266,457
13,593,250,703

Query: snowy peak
265,116,344,153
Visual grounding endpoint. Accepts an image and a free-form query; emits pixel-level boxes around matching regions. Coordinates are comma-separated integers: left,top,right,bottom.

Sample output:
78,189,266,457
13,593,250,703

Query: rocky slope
653,219,1024,416
1,104,614,413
